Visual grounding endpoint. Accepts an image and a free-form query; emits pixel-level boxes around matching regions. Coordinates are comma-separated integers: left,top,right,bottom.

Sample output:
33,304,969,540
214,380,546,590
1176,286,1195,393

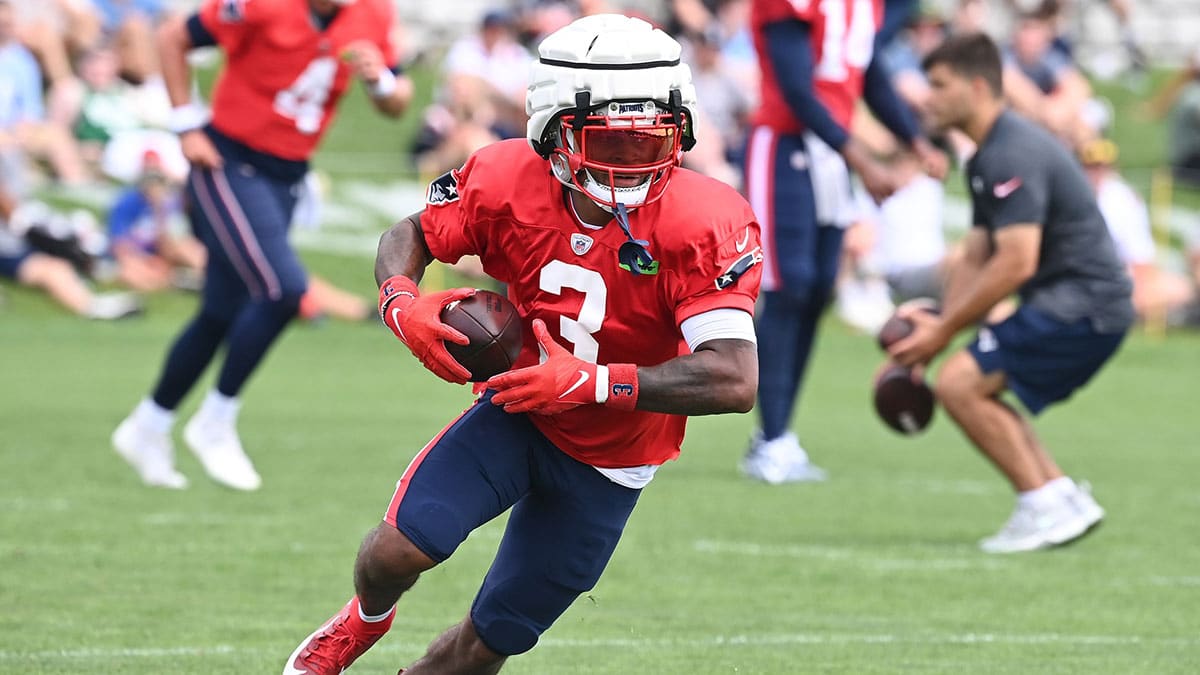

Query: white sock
1018,482,1062,510
198,390,240,425
1045,476,1077,499
358,604,395,623
134,398,175,435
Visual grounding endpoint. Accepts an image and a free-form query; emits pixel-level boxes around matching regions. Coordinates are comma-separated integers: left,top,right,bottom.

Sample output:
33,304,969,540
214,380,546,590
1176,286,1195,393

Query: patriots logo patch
426,170,460,206
715,248,763,290
219,0,248,22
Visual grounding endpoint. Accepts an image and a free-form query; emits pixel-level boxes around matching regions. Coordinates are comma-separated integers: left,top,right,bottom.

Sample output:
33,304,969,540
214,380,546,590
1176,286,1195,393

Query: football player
740,0,948,484
892,33,1131,553
283,15,762,674
110,0,412,491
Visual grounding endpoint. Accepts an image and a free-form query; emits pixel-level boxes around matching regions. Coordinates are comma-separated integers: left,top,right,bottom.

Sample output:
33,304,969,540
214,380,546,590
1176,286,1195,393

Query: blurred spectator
71,43,180,181
1078,138,1197,324
0,191,141,319
442,10,531,139
837,150,947,332
10,0,97,127
514,1,578,48
1147,47,1200,188
414,10,533,179
1001,2,1093,144
0,0,89,185
90,0,171,84
683,25,751,187
106,150,202,292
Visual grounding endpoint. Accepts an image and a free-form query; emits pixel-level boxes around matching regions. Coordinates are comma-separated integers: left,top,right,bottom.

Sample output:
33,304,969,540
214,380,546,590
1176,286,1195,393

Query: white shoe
979,498,1091,554
740,432,828,484
183,415,261,491
112,416,188,489
1066,481,1105,538
87,292,143,320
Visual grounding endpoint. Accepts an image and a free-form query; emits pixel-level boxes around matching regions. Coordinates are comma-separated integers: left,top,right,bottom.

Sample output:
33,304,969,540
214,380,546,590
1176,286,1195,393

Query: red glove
378,274,476,384
487,319,639,415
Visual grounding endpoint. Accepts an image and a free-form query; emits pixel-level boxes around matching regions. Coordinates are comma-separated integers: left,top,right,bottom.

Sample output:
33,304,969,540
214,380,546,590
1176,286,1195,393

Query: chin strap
613,203,658,276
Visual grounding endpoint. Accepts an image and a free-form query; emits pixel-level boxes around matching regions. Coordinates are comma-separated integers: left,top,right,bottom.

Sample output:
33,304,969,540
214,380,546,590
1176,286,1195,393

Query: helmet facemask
549,99,686,212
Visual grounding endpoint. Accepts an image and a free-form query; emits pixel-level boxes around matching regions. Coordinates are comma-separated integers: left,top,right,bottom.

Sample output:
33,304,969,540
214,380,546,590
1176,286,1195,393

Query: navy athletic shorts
382,392,641,656
968,304,1126,414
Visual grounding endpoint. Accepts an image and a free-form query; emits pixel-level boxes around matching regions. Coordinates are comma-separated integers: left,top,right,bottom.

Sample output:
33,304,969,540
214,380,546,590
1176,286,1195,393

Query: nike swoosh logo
559,370,590,399
993,177,1022,198
735,229,750,253
389,307,407,342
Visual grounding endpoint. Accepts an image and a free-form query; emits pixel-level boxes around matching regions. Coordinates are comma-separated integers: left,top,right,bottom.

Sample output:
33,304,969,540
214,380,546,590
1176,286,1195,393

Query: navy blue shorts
968,305,1126,414
382,392,641,656
185,163,306,319
0,249,31,279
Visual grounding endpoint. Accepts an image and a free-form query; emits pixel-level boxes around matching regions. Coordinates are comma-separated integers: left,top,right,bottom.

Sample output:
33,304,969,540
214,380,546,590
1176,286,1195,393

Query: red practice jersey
420,140,763,468
197,0,396,161
751,0,882,133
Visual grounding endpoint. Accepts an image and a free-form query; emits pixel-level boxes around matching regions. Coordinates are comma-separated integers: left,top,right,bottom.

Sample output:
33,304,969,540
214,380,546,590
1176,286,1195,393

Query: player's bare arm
633,337,758,415
374,211,434,286
891,225,1040,366
157,15,221,168
343,39,414,118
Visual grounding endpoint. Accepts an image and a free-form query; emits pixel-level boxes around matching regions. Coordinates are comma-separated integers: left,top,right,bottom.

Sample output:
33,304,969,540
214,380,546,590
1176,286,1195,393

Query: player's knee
355,524,435,592
471,608,541,656
934,361,979,410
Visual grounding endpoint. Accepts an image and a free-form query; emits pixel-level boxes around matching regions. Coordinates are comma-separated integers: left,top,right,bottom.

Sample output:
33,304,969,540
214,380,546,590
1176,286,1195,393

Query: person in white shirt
1079,138,1195,323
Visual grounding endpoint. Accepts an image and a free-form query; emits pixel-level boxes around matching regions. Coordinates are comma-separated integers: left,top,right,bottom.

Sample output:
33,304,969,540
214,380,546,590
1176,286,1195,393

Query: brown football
873,363,936,435
876,315,914,351
440,290,523,382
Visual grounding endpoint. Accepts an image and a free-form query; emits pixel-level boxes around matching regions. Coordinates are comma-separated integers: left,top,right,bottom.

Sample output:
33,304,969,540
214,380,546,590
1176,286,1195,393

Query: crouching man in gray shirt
891,33,1133,554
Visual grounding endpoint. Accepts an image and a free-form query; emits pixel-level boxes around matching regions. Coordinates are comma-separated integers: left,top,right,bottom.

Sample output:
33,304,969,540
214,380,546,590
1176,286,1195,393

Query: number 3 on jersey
274,57,337,134
539,260,607,363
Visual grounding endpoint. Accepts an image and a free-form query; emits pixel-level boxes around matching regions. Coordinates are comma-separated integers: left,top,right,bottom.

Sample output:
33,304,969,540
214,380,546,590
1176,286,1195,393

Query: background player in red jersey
111,0,413,491
740,0,948,484
283,15,763,675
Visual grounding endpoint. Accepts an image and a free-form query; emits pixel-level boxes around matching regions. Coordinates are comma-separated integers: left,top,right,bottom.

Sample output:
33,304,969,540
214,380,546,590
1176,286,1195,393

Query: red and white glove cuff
378,275,419,314
602,363,638,411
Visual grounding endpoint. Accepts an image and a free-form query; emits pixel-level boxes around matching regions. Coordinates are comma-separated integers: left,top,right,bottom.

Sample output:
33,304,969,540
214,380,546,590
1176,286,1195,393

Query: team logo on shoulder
715,248,763,290
219,0,248,22
971,176,985,194
426,170,460,206
570,233,594,256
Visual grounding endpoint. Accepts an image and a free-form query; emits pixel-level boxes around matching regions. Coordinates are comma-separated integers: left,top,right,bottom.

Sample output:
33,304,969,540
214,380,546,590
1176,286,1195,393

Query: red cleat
283,597,393,674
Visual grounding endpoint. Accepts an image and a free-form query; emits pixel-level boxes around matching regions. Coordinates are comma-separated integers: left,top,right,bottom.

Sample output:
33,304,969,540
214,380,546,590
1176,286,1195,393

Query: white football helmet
526,14,698,211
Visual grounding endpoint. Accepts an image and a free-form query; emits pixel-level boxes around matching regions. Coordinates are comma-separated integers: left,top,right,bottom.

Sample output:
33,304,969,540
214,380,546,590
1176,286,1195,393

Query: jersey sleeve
978,150,1050,229
417,152,513,283
196,0,269,52
667,200,763,326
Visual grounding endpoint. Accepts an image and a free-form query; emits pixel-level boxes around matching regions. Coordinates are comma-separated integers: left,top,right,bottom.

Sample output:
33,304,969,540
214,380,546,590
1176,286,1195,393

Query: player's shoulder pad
426,139,548,213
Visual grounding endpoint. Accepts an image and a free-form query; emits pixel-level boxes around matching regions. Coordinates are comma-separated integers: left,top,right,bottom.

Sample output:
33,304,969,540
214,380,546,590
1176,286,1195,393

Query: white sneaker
87,292,143,320
740,432,828,484
183,415,261,491
978,498,1091,554
111,416,188,489
1066,481,1105,538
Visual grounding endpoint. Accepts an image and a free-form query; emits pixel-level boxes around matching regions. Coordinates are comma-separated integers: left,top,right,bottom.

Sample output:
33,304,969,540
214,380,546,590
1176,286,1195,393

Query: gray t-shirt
966,111,1133,333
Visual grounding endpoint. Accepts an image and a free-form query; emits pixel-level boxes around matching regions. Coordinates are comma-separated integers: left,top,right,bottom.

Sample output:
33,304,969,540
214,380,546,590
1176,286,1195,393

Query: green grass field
1,252,1198,674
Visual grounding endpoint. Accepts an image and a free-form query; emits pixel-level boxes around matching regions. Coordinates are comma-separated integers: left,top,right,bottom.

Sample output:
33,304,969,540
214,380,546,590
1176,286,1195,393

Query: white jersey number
538,260,607,363
273,57,337,134
813,0,877,82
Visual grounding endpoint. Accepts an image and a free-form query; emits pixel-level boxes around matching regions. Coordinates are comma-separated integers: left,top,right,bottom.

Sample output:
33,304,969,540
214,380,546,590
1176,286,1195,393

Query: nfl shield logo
570,233,594,256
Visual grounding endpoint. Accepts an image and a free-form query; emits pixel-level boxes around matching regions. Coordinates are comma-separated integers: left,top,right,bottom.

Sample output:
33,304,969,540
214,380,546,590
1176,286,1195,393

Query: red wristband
378,274,419,316
604,363,639,411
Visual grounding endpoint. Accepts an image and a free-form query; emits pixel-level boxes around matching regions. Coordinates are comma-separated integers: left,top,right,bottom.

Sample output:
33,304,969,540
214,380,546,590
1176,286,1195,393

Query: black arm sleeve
186,13,217,48
764,20,850,151
863,54,921,145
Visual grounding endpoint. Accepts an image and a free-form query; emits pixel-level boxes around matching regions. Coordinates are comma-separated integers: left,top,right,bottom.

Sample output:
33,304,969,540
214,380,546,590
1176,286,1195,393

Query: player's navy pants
745,126,845,441
383,392,641,656
151,128,307,409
